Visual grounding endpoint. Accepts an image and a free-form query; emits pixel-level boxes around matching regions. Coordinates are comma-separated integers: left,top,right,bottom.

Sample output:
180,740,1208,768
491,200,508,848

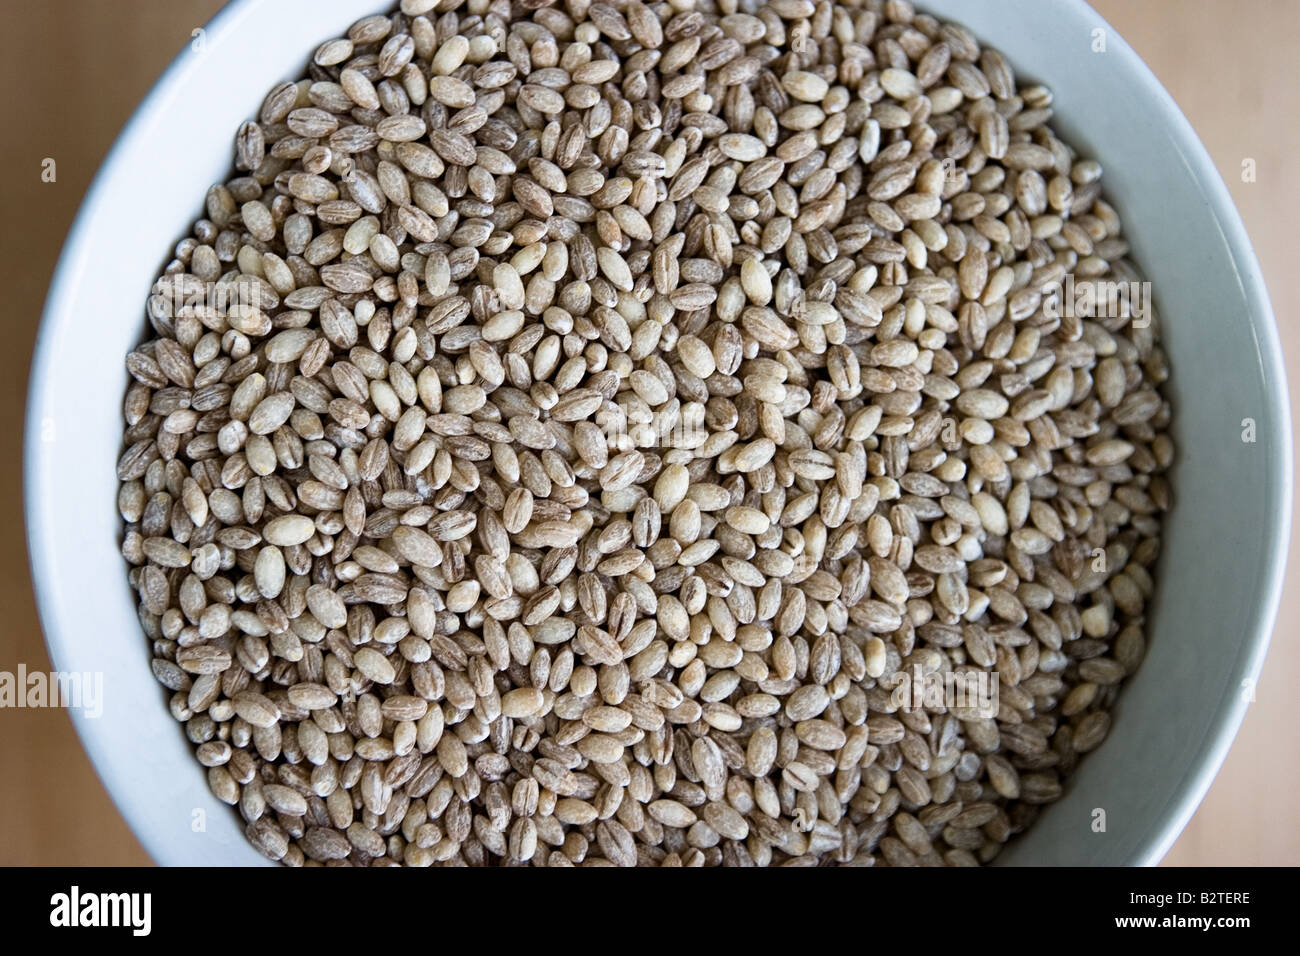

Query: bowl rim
24,0,1292,866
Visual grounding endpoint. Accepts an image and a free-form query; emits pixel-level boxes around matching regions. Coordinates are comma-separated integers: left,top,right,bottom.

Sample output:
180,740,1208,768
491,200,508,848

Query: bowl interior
26,0,1289,865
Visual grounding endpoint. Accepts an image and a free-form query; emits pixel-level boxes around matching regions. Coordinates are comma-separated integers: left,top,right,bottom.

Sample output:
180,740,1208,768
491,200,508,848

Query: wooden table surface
0,0,1295,866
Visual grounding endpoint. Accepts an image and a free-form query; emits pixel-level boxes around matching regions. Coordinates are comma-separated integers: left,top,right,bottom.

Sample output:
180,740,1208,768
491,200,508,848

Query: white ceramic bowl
26,0,1290,865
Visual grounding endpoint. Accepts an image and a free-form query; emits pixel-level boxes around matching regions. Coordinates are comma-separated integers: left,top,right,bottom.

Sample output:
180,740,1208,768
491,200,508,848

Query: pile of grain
119,0,1171,866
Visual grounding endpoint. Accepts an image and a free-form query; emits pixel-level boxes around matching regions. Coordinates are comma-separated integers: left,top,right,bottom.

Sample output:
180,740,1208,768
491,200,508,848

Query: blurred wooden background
0,0,1294,865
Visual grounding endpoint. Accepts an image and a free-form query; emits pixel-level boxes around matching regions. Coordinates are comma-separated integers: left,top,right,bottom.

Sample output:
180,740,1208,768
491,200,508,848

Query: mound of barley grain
118,0,1172,866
